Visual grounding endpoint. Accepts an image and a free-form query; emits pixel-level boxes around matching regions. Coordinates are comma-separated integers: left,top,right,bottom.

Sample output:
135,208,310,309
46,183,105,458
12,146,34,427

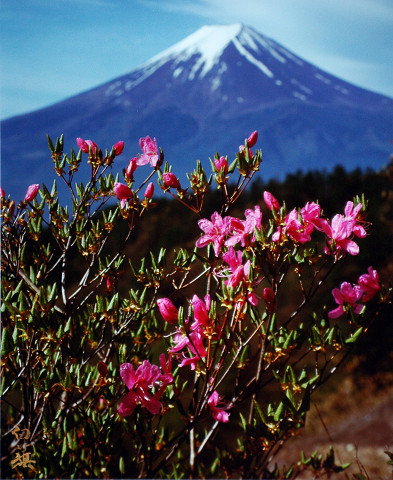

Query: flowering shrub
1,132,391,479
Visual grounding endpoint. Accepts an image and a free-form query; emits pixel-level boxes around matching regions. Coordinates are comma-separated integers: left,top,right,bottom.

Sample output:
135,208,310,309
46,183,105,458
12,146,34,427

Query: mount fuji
2,24,393,201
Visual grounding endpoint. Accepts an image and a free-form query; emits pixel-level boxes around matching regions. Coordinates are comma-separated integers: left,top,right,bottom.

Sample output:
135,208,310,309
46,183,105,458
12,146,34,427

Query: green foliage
1,133,391,479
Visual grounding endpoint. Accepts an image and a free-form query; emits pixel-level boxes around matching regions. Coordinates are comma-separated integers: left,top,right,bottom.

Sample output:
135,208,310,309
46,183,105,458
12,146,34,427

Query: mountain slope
2,24,392,201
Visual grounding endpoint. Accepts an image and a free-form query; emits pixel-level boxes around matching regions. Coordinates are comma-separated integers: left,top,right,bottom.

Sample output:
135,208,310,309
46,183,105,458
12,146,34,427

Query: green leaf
345,327,363,344
1,327,14,356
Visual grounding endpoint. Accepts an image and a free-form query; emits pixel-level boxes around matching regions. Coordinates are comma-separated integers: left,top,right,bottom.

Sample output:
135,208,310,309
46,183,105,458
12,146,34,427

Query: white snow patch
290,79,312,95
173,67,183,78
275,80,283,86
237,97,244,103
293,91,307,101
211,77,221,91
233,37,273,78
222,95,228,102
105,81,122,95
125,81,134,90
334,85,349,95
315,73,331,84
278,47,304,66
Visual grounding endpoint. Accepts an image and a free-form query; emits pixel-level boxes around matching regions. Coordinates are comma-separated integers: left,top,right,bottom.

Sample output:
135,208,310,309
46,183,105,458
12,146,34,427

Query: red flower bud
113,141,124,156
157,298,178,324
163,172,181,189
24,184,40,202
97,361,108,377
125,157,138,180
247,130,258,148
214,156,228,174
0,187,5,198
263,287,275,313
144,182,154,199
77,137,98,154
263,191,280,211
114,182,133,200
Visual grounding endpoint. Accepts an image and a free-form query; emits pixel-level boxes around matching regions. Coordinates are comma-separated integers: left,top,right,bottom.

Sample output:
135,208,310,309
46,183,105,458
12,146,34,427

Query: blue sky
1,0,392,119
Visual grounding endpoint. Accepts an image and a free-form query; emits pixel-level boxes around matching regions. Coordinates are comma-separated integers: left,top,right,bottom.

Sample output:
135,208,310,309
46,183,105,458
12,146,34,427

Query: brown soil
275,380,393,479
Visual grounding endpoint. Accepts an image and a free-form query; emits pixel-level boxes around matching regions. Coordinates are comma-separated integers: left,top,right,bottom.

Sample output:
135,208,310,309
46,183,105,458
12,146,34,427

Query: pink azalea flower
112,141,124,156
169,328,207,371
118,359,172,417
222,247,259,306
324,214,359,255
208,391,230,423
137,136,159,167
301,202,329,232
162,172,181,189
263,287,275,313
196,212,232,256
24,184,40,202
77,137,98,154
358,267,380,302
0,187,5,198
273,209,313,244
344,201,367,238
226,206,262,248
157,298,178,324
144,182,154,199
113,182,133,208
263,191,280,211
328,282,364,318
191,294,211,329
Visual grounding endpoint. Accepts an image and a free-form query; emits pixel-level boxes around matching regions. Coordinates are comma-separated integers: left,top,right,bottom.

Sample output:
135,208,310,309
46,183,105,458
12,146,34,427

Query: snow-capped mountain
2,24,392,201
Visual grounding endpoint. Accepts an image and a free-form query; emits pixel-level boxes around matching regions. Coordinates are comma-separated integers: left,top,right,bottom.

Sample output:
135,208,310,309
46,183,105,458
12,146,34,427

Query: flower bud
163,172,181,189
263,191,280,211
113,141,124,156
126,157,138,180
144,182,154,199
247,130,258,148
77,137,98,154
114,182,133,200
0,187,5,198
97,361,108,377
157,298,178,324
214,156,228,174
24,184,40,202
263,287,275,313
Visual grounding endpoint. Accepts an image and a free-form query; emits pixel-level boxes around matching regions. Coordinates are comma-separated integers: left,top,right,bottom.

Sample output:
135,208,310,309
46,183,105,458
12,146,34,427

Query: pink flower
247,130,258,148
24,184,40,202
125,157,138,181
273,209,313,244
137,136,159,167
191,294,210,328
162,172,181,189
144,182,154,199
208,391,230,423
344,201,367,238
77,137,98,154
118,359,172,417
112,141,124,156
214,156,228,174
324,214,359,255
157,298,178,324
196,212,232,256
169,329,207,370
226,206,262,248
263,191,280,211
113,182,133,208
328,282,364,318
301,202,329,232
0,187,5,198
358,267,380,302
